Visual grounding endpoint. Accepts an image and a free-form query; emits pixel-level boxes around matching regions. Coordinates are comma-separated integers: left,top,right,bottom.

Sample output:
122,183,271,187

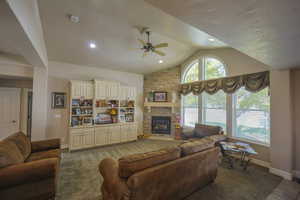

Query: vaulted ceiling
37,0,226,74
145,0,300,69
2,0,298,74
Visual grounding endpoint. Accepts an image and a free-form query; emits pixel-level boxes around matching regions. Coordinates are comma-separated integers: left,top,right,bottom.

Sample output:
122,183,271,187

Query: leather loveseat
99,138,220,200
182,123,227,144
0,132,61,200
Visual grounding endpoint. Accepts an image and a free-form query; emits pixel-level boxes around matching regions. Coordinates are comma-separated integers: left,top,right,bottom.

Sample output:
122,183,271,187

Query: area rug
57,139,282,200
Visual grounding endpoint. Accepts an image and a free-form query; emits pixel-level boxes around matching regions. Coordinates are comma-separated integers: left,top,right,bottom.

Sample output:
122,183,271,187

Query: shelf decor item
52,92,66,109
153,91,168,102
147,91,154,102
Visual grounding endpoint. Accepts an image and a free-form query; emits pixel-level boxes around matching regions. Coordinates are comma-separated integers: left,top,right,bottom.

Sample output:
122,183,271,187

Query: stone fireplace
143,66,181,137
152,116,171,135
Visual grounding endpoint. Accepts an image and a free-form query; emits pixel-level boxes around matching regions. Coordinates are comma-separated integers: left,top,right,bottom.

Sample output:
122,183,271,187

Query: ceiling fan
137,28,168,57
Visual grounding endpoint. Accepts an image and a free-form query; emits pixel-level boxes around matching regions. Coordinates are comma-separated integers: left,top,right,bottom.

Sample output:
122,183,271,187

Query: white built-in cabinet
94,80,135,100
69,127,95,150
70,123,137,151
71,80,94,99
69,80,138,151
120,86,136,100
94,80,106,99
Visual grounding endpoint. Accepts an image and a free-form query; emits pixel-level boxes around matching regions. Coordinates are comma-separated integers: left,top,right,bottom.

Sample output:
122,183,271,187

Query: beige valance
180,71,269,95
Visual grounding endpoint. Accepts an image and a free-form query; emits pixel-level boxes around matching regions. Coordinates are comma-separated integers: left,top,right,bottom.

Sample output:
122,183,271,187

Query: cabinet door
95,80,107,99
128,87,136,100
71,81,82,99
109,125,121,144
127,124,138,141
95,127,109,146
120,125,129,142
71,133,84,149
82,128,94,147
107,82,120,99
119,86,127,100
70,128,86,150
84,81,94,99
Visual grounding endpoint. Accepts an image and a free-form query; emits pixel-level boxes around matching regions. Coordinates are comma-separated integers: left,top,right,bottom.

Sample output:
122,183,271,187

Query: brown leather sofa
0,132,61,200
99,138,220,200
182,123,227,143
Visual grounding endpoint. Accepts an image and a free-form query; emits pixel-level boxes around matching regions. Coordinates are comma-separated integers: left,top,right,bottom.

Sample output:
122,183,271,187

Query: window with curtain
182,57,226,129
182,61,199,127
202,58,227,131
233,87,270,144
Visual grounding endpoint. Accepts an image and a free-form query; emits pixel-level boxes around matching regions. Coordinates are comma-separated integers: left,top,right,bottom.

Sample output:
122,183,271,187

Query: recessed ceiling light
89,42,96,49
159,60,163,64
208,38,216,42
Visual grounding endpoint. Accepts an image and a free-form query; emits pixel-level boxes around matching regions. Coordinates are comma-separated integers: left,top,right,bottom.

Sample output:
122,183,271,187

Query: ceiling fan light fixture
159,60,163,64
89,42,97,49
68,14,80,23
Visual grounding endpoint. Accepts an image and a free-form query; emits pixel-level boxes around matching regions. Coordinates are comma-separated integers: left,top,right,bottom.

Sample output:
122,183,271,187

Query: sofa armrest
0,158,58,189
31,138,60,152
99,158,129,200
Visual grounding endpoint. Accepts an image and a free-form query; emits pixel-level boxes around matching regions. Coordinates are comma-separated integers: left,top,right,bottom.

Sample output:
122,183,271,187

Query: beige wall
270,70,293,176
46,77,69,144
0,62,33,78
291,69,300,175
46,61,144,146
181,48,270,77
0,78,32,88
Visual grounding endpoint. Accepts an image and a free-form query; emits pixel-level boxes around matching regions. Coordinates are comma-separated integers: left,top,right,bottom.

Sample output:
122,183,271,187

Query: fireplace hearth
152,116,171,135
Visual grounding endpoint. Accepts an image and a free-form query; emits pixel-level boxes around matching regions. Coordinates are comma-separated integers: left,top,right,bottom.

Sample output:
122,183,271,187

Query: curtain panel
180,71,269,95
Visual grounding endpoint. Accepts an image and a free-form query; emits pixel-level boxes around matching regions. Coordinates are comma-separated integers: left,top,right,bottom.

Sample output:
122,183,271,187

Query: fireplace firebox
151,116,171,135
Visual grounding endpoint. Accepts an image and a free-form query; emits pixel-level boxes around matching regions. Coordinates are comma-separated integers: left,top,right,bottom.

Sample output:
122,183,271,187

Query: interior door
0,88,21,139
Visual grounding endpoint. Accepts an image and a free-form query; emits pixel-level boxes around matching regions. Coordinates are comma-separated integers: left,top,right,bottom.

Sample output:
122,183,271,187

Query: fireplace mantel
144,102,178,113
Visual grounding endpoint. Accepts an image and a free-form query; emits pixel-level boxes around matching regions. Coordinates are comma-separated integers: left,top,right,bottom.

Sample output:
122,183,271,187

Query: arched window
182,56,270,145
182,57,227,130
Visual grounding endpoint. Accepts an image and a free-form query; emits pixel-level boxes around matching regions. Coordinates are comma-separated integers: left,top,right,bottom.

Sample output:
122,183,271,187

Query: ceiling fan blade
138,39,146,46
129,47,142,51
153,50,166,56
153,43,168,49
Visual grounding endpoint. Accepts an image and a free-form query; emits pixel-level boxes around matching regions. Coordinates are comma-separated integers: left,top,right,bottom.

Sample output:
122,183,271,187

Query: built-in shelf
144,102,178,113
72,106,93,108
72,114,93,117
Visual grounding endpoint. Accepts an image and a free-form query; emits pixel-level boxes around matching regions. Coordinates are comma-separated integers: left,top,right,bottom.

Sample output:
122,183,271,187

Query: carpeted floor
57,139,282,200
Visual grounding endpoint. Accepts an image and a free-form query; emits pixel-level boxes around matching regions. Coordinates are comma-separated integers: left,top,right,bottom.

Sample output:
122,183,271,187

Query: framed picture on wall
52,92,66,109
153,91,168,102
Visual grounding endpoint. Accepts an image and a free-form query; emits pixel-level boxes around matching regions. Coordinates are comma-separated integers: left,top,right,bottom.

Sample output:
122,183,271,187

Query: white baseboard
230,154,270,168
61,144,69,149
251,158,270,168
293,170,300,179
269,167,293,180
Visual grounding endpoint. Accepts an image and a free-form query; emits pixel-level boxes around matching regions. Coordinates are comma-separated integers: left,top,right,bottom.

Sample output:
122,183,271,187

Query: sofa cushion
0,140,24,168
118,147,181,178
180,138,215,156
25,149,61,162
181,129,195,139
5,132,31,160
194,124,222,138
